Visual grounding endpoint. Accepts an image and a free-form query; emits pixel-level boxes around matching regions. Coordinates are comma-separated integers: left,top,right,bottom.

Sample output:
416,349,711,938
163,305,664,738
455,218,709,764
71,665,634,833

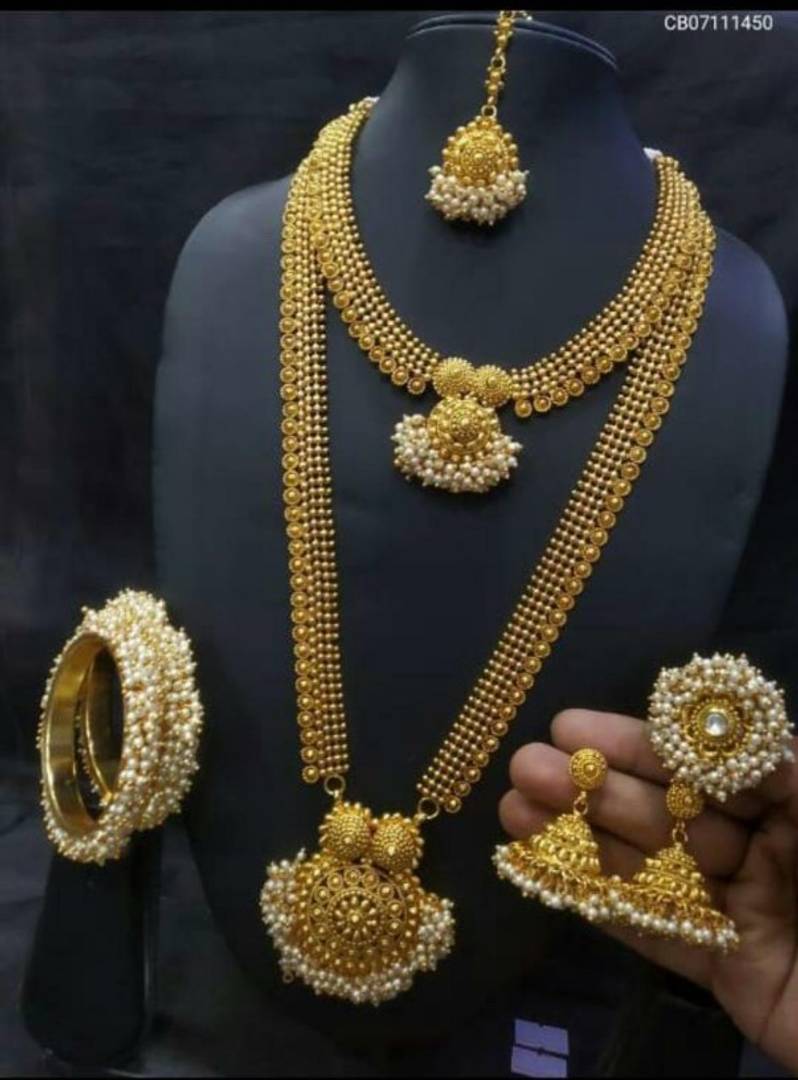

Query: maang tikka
426,10,531,225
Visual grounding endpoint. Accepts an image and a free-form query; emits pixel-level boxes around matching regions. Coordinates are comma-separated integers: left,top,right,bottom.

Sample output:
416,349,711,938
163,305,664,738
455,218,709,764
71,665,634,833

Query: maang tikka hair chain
427,10,532,226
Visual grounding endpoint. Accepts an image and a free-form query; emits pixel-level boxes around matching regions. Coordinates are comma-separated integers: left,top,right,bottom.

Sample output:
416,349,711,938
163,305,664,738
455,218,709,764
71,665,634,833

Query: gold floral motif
427,397,500,460
569,748,608,791
473,364,513,408
431,357,476,398
443,116,519,187
666,782,705,821
648,653,792,802
261,804,453,1005
372,814,424,873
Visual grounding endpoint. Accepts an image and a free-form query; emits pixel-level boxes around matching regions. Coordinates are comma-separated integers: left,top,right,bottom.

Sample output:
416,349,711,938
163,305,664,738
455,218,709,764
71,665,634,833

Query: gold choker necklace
307,98,706,494
260,102,715,1005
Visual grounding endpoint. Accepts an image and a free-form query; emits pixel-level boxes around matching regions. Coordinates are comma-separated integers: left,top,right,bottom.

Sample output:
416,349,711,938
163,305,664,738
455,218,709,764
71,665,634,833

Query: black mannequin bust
23,11,787,1069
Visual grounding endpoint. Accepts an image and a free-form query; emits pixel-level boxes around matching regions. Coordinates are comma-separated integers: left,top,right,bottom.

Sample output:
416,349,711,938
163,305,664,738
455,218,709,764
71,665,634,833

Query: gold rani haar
310,99,708,494
426,10,532,225
258,105,716,1006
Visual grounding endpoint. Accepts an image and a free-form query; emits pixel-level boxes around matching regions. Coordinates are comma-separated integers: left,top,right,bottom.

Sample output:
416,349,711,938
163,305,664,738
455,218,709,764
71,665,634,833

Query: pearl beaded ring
648,652,793,802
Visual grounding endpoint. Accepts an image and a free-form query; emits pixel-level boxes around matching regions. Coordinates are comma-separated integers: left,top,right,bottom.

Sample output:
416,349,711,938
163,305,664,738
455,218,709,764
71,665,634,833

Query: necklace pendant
260,801,455,1006
392,358,521,494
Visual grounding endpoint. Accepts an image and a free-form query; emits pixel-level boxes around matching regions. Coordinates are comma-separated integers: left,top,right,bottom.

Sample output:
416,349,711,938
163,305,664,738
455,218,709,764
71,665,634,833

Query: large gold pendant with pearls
260,800,455,1006
392,358,521,494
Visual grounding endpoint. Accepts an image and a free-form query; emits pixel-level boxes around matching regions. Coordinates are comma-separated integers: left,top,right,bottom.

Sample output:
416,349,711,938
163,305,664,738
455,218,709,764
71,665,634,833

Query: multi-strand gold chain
280,101,714,817
309,99,705,420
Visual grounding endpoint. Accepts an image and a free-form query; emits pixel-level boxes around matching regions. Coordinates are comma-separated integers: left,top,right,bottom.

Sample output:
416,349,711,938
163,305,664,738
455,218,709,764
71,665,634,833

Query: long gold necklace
309,98,706,493
260,102,715,1006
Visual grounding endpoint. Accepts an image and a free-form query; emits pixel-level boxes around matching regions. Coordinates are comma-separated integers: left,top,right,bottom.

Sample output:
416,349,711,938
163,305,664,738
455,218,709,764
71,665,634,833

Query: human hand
500,708,798,1073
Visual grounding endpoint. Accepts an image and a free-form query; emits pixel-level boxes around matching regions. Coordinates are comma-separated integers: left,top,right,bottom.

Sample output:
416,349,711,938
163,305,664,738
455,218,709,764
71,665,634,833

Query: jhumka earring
493,749,614,924
426,10,531,225
611,653,794,952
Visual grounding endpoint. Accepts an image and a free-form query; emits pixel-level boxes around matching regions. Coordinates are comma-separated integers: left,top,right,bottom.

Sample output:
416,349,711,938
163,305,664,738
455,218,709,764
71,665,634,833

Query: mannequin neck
361,14,649,194
348,14,658,362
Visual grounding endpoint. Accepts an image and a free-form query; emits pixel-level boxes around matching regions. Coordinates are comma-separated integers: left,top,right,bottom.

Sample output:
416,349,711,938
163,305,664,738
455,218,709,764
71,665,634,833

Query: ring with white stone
647,652,793,802
606,653,793,953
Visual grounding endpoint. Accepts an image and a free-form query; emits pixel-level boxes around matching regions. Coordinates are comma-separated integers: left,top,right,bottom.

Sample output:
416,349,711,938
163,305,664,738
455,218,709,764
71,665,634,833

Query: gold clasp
671,819,689,846
323,773,346,800
573,790,589,816
415,796,441,823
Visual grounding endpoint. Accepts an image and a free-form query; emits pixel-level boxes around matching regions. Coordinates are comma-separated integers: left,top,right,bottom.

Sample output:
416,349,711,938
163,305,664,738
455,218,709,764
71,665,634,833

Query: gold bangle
38,589,203,864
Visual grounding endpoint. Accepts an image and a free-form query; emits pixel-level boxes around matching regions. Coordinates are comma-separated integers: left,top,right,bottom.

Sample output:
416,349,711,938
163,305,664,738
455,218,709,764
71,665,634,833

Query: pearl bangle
38,589,203,864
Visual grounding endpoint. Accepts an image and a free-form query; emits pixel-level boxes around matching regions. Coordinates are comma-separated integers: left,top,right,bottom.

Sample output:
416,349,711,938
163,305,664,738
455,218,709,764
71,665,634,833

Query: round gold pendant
426,114,529,226
260,802,455,1005
392,358,521,494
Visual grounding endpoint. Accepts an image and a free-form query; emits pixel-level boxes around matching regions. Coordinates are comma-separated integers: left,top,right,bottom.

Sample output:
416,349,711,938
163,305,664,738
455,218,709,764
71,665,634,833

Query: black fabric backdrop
2,8,797,1076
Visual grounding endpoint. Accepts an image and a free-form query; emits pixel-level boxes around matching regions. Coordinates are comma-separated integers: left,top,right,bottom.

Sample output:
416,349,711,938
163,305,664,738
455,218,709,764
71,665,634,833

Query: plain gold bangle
38,589,203,864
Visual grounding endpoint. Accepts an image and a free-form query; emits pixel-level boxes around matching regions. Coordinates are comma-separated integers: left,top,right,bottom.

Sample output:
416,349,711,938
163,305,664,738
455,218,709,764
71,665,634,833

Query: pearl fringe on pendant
392,413,521,494
426,165,528,226
260,802,455,1006
261,849,455,1006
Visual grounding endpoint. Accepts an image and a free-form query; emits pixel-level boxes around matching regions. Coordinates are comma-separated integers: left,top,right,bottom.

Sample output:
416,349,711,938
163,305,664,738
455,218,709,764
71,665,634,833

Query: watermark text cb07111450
663,12,774,31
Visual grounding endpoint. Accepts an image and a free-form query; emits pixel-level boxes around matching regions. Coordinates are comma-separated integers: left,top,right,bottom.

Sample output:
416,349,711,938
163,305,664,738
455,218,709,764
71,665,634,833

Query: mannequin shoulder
162,178,292,366
170,176,292,287
709,227,788,372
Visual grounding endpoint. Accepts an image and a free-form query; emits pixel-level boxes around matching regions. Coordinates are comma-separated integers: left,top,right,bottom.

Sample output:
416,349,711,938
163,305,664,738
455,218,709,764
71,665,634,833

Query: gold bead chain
280,101,715,818
308,99,704,421
482,11,531,118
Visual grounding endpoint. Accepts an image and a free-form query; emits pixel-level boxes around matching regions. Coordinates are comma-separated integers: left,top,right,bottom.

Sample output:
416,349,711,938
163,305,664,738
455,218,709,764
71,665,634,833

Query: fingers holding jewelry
507,739,750,878
748,740,798,813
551,708,766,822
602,920,715,991
497,767,730,977
499,660,793,995
552,708,671,784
